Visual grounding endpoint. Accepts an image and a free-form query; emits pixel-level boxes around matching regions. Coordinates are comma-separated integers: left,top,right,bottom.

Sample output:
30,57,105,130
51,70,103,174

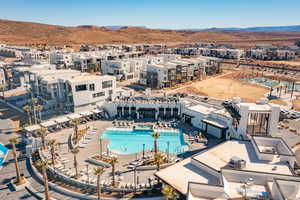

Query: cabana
67,113,82,121
92,108,105,119
79,110,94,122
24,124,41,136
54,116,71,129
40,120,57,132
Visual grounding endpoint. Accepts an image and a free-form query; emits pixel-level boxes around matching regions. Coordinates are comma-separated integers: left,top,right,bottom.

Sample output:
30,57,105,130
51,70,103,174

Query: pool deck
43,119,216,185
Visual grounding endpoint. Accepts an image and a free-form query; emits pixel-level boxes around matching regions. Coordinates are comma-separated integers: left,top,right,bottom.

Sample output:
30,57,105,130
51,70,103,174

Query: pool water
0,143,9,167
101,128,188,155
241,77,300,90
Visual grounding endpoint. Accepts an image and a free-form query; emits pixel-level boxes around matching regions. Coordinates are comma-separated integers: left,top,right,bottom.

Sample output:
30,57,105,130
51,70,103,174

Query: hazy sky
1,0,299,29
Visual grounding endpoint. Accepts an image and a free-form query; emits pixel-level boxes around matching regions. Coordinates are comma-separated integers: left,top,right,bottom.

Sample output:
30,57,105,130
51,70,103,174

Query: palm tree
9,137,25,185
48,139,57,169
36,160,51,200
154,153,164,171
37,128,48,150
162,185,179,200
35,105,43,122
71,147,80,179
72,118,81,142
23,105,32,125
109,157,118,187
31,98,38,124
0,84,5,100
151,131,160,157
94,167,105,200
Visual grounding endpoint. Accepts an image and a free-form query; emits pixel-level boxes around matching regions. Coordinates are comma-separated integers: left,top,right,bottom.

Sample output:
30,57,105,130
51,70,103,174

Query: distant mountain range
0,19,300,46
183,25,300,32
102,26,148,30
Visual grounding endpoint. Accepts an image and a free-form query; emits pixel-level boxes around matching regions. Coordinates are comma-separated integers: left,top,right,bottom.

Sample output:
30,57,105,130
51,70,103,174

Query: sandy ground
178,76,268,102
292,99,300,111
269,99,288,106
266,60,300,67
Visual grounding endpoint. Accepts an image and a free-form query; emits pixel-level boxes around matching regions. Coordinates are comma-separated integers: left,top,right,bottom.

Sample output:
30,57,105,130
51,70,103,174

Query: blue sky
0,0,299,29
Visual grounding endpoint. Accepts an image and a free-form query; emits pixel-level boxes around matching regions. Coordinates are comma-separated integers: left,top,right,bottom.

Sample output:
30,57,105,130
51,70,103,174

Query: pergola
92,108,105,119
24,124,41,135
67,113,82,120
40,120,57,131
53,116,70,128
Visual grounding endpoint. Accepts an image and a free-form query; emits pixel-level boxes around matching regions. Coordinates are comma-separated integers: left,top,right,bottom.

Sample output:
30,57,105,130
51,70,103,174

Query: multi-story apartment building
247,48,295,60
0,45,29,58
141,57,220,89
14,67,116,117
63,74,116,112
0,62,6,87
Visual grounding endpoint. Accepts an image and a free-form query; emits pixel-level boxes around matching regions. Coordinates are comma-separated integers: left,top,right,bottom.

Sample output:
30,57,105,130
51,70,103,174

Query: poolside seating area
188,130,208,144
112,120,134,127
38,147,157,192
77,128,97,148
25,108,105,136
155,121,179,129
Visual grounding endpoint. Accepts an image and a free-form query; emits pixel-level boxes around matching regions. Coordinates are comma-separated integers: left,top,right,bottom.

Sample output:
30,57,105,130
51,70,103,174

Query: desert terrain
1,19,300,47
177,72,269,102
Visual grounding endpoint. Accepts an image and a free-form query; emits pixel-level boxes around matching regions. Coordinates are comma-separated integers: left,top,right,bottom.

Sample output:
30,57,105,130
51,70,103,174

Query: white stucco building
156,135,299,200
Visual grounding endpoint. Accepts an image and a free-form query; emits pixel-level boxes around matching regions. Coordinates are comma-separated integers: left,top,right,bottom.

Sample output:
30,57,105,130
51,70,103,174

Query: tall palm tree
37,128,48,150
109,157,118,187
162,185,179,200
0,84,5,100
23,105,32,125
35,105,43,122
9,137,25,185
71,147,80,179
94,167,105,200
154,153,164,171
72,118,81,142
151,131,160,157
48,139,57,169
36,160,51,200
31,98,38,124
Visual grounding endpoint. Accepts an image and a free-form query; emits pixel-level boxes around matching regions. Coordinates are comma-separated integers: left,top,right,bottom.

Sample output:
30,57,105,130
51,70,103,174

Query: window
102,80,113,89
75,84,87,92
89,84,95,91
109,90,113,95
93,92,105,98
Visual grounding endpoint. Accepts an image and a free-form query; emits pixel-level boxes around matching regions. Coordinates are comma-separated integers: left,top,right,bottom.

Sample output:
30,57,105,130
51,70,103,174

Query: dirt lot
177,75,268,102
292,99,300,111
266,60,300,67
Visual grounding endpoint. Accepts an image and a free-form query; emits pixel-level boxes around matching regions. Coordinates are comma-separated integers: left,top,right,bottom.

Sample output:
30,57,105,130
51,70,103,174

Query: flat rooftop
236,102,272,112
188,104,215,115
64,74,114,83
156,140,294,195
193,140,293,175
155,158,220,194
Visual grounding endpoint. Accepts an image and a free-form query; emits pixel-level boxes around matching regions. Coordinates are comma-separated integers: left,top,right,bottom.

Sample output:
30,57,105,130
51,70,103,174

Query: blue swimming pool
0,143,9,167
241,77,300,90
101,128,188,155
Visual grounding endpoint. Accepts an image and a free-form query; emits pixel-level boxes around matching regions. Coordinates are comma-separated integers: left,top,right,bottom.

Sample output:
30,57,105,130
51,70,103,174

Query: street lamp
142,143,145,159
100,138,103,157
86,164,89,184
134,165,137,193
167,141,170,162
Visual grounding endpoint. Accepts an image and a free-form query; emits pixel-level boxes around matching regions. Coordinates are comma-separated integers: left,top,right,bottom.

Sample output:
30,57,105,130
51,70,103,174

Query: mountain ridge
0,19,300,47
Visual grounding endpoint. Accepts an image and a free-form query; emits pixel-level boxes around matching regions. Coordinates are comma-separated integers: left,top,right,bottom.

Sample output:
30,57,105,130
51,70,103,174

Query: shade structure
92,108,104,114
24,124,41,132
40,120,57,128
67,113,82,120
80,110,94,117
54,116,70,124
